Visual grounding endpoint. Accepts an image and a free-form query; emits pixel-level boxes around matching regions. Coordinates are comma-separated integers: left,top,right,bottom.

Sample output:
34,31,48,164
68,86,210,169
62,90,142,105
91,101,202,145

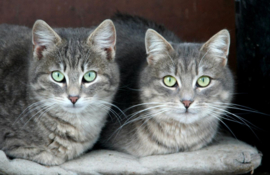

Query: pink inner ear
147,55,155,65
105,47,113,61
34,45,46,60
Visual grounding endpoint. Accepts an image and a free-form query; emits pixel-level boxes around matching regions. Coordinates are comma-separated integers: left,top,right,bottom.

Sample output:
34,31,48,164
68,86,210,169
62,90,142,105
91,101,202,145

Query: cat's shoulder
112,12,180,43
0,24,31,70
0,24,30,40
112,12,165,31
0,24,31,51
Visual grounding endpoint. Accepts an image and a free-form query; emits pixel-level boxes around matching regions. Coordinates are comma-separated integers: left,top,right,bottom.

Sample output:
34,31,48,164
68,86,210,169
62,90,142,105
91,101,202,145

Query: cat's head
29,19,119,114
140,29,234,124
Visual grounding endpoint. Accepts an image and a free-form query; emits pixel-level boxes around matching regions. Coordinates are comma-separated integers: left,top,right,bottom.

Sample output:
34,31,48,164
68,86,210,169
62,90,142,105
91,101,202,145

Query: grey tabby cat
0,19,119,165
100,14,234,156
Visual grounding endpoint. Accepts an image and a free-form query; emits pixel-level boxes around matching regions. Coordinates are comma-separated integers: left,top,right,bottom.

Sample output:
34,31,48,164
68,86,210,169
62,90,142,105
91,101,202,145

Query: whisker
98,103,122,125
23,103,55,127
210,110,245,125
124,104,169,125
125,87,143,92
97,100,126,118
110,108,171,141
124,102,165,112
36,104,56,122
125,108,172,138
207,105,260,139
13,98,55,125
207,104,261,129
211,102,268,116
209,113,237,139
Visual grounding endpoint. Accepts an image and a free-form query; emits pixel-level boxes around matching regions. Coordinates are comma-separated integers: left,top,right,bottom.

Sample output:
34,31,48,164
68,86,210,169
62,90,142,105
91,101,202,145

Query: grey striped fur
100,14,234,156
0,20,119,165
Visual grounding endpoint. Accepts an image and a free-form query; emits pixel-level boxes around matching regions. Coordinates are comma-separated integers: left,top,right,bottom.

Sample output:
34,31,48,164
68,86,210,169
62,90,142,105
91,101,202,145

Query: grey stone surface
0,136,262,175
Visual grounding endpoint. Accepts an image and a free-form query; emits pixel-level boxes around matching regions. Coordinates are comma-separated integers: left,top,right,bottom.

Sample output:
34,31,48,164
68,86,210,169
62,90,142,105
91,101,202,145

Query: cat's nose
181,100,193,109
69,96,79,104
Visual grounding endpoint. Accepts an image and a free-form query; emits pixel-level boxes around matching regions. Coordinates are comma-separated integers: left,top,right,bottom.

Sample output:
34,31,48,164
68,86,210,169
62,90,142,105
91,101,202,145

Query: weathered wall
0,0,236,71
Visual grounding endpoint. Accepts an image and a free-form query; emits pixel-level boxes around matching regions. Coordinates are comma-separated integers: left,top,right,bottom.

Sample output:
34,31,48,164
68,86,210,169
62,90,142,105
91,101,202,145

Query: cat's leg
5,146,66,166
31,150,66,165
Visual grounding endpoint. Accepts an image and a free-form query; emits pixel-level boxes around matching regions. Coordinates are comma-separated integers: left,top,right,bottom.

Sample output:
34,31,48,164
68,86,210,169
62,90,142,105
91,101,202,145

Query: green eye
163,76,177,87
83,71,96,82
197,76,211,87
52,71,65,82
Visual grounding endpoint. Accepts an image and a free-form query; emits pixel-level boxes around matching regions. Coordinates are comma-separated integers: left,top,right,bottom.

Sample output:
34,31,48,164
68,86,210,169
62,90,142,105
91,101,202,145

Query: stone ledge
0,136,262,175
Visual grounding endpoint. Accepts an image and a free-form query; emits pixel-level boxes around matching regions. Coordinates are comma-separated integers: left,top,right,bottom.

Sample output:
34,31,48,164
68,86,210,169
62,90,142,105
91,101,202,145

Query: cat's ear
145,29,174,65
32,20,62,60
200,29,230,67
87,19,116,61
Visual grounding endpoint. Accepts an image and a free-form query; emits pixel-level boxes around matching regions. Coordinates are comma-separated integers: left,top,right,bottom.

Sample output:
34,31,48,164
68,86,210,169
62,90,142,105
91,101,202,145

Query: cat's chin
177,113,200,124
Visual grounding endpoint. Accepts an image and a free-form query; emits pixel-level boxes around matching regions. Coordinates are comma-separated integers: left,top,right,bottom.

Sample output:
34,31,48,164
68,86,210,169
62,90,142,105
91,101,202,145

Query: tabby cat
100,14,234,156
0,19,119,165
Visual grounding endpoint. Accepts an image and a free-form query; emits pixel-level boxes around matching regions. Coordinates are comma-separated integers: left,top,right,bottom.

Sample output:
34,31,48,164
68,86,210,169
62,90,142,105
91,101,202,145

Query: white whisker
207,104,260,139
13,98,55,125
23,103,55,127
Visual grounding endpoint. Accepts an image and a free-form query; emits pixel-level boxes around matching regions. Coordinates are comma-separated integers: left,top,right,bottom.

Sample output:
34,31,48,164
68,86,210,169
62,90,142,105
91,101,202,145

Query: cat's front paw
48,134,71,156
223,151,262,173
236,151,252,164
32,151,67,166
234,151,262,165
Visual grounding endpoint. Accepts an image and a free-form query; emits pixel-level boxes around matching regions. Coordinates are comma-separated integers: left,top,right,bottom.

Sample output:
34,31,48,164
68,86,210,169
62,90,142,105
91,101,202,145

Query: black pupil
201,77,205,82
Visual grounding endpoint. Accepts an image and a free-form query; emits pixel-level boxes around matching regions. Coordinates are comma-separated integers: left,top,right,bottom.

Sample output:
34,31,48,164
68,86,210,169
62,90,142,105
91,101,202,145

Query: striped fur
0,20,119,165
100,14,234,156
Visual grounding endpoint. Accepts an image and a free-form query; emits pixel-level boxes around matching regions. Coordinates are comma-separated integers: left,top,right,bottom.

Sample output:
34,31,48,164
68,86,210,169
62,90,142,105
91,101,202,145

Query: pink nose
181,100,193,109
69,96,79,104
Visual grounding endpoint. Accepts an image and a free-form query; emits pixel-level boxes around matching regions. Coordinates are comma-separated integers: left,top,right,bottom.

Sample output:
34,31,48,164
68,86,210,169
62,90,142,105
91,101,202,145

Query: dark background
0,0,237,72
0,0,269,174
234,0,270,174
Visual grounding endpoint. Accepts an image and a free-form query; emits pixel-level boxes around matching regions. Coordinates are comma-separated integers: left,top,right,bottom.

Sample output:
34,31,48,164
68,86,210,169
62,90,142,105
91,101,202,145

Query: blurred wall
0,0,236,71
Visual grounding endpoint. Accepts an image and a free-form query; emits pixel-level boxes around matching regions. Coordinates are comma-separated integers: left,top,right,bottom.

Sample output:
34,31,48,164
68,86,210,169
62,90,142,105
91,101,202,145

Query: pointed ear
32,20,61,60
200,29,230,66
145,29,174,65
87,19,116,61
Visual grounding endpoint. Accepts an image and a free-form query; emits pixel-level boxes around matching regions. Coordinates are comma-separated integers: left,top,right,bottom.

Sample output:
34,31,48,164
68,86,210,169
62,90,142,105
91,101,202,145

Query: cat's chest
40,113,104,158
46,122,91,158
140,118,217,148
52,121,85,141
42,112,103,139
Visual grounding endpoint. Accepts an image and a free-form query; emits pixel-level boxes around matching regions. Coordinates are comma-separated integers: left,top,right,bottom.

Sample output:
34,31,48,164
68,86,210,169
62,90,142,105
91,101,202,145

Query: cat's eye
83,71,97,82
51,71,65,82
197,76,211,87
163,76,177,87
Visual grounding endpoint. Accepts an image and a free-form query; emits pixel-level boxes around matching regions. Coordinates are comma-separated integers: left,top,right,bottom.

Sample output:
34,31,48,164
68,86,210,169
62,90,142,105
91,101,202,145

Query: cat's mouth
64,105,84,114
174,109,197,115
63,104,85,113
67,104,83,108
